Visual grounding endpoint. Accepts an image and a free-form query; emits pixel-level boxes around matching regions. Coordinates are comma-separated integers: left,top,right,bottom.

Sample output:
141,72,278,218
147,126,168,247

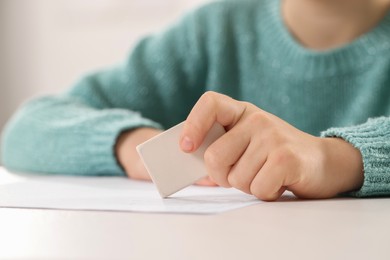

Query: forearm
1,96,161,175
1,11,205,175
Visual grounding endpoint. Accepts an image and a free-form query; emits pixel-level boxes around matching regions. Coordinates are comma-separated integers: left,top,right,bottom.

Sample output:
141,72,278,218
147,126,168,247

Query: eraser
136,122,225,198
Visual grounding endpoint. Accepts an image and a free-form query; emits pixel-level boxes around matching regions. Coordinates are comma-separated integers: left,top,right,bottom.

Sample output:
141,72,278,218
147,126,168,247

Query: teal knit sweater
2,0,390,197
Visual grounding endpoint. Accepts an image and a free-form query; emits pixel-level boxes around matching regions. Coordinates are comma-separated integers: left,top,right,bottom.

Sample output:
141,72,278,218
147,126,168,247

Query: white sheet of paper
137,122,226,197
0,167,261,214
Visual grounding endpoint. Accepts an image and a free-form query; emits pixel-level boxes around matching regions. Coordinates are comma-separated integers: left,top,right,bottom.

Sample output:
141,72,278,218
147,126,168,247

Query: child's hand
180,92,364,201
116,128,162,181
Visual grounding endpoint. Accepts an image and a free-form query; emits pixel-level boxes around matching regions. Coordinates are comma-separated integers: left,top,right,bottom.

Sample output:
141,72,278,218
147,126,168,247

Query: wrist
322,137,364,194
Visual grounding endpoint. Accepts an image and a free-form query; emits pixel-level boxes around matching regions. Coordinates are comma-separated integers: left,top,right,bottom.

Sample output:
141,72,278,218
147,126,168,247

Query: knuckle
228,173,250,192
245,111,273,131
246,112,265,125
204,146,222,169
250,185,277,201
241,101,257,111
201,91,218,104
271,146,297,166
198,91,220,113
250,186,269,201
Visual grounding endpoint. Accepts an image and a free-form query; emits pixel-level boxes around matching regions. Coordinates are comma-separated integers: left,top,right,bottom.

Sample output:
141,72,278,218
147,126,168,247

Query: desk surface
1,193,390,260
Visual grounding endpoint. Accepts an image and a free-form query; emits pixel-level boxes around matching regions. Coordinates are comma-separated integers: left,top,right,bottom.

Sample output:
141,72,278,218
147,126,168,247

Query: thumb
180,91,246,152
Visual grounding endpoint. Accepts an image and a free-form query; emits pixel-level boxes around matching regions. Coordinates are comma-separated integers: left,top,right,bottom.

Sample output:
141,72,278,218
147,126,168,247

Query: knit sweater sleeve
321,116,390,197
1,9,207,176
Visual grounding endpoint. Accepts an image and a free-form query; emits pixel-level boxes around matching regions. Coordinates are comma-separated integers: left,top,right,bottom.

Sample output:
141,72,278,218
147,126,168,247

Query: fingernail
181,136,194,152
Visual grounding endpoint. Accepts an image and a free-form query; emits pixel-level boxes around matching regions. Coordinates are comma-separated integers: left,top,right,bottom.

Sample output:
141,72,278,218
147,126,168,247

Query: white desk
0,172,389,259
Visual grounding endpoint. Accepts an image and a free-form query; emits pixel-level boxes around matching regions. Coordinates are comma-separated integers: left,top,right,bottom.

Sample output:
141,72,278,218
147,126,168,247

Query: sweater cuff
321,117,390,197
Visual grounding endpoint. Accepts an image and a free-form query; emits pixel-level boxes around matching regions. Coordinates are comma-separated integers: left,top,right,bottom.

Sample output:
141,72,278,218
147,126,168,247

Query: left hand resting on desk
180,91,364,201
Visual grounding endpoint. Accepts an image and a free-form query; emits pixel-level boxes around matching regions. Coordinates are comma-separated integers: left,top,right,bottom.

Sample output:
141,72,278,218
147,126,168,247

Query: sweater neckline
259,0,390,79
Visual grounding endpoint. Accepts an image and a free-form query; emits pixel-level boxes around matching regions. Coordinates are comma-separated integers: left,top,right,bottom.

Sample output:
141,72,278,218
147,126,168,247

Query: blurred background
0,0,209,162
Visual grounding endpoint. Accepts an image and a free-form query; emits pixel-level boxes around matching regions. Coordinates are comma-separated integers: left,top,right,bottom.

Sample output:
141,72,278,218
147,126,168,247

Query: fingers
226,138,268,194
194,176,218,186
180,91,246,153
249,160,286,201
250,151,301,201
180,91,304,201
204,123,251,187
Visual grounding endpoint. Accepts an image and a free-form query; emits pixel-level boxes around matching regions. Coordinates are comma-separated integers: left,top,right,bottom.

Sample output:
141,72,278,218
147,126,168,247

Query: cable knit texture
1,0,390,196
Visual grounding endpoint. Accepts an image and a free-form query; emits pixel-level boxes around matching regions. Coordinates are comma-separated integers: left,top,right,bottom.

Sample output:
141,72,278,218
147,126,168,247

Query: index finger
180,91,246,153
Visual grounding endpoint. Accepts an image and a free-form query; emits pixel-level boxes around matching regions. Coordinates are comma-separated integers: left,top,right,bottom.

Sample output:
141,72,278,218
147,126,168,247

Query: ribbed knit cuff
321,117,390,197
